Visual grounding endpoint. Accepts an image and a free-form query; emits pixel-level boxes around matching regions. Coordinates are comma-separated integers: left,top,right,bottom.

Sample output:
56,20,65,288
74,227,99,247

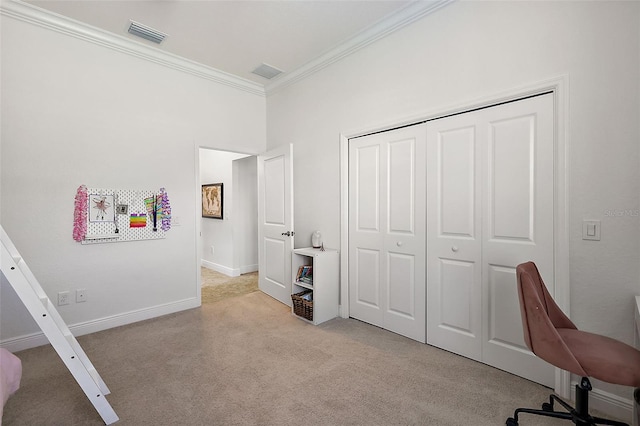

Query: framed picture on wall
202,183,223,219
89,193,115,223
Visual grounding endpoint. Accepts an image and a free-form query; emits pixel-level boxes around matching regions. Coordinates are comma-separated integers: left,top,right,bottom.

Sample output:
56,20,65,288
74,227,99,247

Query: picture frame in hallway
202,183,223,219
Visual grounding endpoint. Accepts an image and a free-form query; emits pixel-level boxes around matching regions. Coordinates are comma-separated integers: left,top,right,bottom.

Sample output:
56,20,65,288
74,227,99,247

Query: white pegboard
81,188,165,244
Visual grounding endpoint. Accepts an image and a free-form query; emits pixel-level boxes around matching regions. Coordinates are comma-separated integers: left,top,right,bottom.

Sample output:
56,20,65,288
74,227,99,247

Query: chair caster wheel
541,402,553,412
506,417,518,426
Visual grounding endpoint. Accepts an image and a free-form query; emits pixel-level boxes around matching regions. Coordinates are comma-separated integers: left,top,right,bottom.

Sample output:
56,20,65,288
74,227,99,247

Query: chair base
506,377,628,426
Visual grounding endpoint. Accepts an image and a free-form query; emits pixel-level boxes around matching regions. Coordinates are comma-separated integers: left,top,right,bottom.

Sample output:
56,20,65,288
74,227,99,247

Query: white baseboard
201,259,238,276
240,264,258,274
0,297,200,353
571,380,634,423
201,260,258,277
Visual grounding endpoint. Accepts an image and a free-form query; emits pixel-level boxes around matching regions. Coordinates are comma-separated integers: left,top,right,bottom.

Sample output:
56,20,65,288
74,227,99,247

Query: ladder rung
48,309,71,329
61,334,111,395
30,284,48,299
86,367,111,395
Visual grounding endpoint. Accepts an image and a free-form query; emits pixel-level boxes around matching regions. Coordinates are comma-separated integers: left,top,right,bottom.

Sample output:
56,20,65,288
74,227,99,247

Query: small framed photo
116,204,128,215
202,183,223,219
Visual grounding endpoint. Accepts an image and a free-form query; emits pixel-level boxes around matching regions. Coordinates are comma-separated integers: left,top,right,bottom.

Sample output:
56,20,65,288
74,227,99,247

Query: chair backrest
516,262,587,377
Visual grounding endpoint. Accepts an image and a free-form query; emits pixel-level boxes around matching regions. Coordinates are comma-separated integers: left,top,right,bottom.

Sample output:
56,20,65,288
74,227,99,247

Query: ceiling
24,0,420,86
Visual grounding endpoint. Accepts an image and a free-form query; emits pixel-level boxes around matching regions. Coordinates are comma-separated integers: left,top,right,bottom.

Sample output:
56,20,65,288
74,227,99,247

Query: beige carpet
201,267,258,304
2,291,624,426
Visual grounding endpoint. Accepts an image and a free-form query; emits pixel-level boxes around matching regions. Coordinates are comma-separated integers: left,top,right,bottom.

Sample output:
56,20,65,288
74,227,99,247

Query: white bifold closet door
426,93,555,387
349,125,427,343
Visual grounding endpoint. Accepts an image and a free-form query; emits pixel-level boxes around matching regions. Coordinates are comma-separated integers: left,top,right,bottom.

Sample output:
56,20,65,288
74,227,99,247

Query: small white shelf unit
291,247,339,325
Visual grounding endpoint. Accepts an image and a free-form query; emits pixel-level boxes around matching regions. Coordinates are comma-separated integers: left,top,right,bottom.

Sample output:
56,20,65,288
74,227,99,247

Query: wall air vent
251,63,284,80
127,20,167,44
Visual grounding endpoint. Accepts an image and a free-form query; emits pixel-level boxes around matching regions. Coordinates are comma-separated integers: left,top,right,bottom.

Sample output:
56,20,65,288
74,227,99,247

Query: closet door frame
339,75,570,399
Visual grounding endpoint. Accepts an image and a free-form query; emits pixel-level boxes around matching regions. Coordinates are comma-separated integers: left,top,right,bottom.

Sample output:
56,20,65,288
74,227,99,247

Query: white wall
233,155,258,274
267,0,639,413
199,148,250,275
0,14,266,347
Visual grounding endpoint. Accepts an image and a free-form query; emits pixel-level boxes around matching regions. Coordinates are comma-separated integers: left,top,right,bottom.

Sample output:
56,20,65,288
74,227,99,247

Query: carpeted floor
2,289,625,426
201,267,258,304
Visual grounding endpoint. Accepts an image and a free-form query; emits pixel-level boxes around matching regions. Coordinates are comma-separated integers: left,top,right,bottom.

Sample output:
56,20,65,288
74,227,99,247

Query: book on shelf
296,265,313,285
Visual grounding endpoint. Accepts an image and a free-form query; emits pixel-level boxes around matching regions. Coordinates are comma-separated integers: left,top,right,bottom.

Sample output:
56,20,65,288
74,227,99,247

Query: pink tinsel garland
73,185,88,241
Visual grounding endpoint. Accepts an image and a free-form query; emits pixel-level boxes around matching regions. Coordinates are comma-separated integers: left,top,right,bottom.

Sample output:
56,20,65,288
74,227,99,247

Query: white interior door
258,144,294,306
425,115,483,361
427,93,555,387
349,125,426,343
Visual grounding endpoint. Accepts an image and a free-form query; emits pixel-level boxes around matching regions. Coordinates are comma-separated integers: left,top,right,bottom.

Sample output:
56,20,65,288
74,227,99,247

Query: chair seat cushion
557,328,640,387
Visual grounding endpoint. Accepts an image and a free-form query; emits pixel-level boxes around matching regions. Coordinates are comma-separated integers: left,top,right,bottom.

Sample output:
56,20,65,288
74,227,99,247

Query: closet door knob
397,241,403,247
451,246,459,252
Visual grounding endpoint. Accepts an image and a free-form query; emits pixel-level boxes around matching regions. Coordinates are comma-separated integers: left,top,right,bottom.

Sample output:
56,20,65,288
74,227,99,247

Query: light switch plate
582,220,601,241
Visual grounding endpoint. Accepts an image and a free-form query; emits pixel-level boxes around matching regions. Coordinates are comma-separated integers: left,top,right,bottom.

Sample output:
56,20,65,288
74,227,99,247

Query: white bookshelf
291,247,339,325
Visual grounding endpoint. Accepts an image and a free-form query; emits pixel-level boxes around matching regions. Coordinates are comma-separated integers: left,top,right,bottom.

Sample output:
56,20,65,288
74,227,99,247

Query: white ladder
0,226,118,424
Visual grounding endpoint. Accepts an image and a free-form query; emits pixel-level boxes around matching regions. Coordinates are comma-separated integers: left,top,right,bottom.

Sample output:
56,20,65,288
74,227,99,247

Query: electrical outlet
76,288,87,303
58,291,70,306
211,246,215,255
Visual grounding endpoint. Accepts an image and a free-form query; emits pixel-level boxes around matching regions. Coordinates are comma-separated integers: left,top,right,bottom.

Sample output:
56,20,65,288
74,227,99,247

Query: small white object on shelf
311,231,322,248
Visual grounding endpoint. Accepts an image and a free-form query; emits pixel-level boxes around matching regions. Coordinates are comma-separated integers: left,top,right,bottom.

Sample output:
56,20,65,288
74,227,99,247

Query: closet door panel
439,258,476,335
354,248,381,308
427,93,555,386
355,144,380,232
481,94,555,387
427,116,482,361
388,138,416,234
489,116,535,241
439,126,476,238
349,141,385,327
387,252,415,317
487,264,527,349
350,125,426,343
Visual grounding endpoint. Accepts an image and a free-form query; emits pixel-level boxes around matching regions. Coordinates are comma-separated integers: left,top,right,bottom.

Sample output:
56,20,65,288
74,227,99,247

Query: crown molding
264,0,455,95
0,0,267,97
1,0,454,98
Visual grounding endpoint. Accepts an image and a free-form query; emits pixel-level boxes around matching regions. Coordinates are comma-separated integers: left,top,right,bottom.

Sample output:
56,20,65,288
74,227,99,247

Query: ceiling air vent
251,63,284,80
127,20,167,44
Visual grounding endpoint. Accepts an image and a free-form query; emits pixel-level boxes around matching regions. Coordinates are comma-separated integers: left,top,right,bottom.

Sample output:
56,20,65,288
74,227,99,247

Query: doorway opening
197,147,259,303
200,268,259,304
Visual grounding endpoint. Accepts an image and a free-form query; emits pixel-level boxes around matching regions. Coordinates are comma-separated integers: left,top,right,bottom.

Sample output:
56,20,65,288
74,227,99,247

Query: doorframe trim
339,74,571,398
